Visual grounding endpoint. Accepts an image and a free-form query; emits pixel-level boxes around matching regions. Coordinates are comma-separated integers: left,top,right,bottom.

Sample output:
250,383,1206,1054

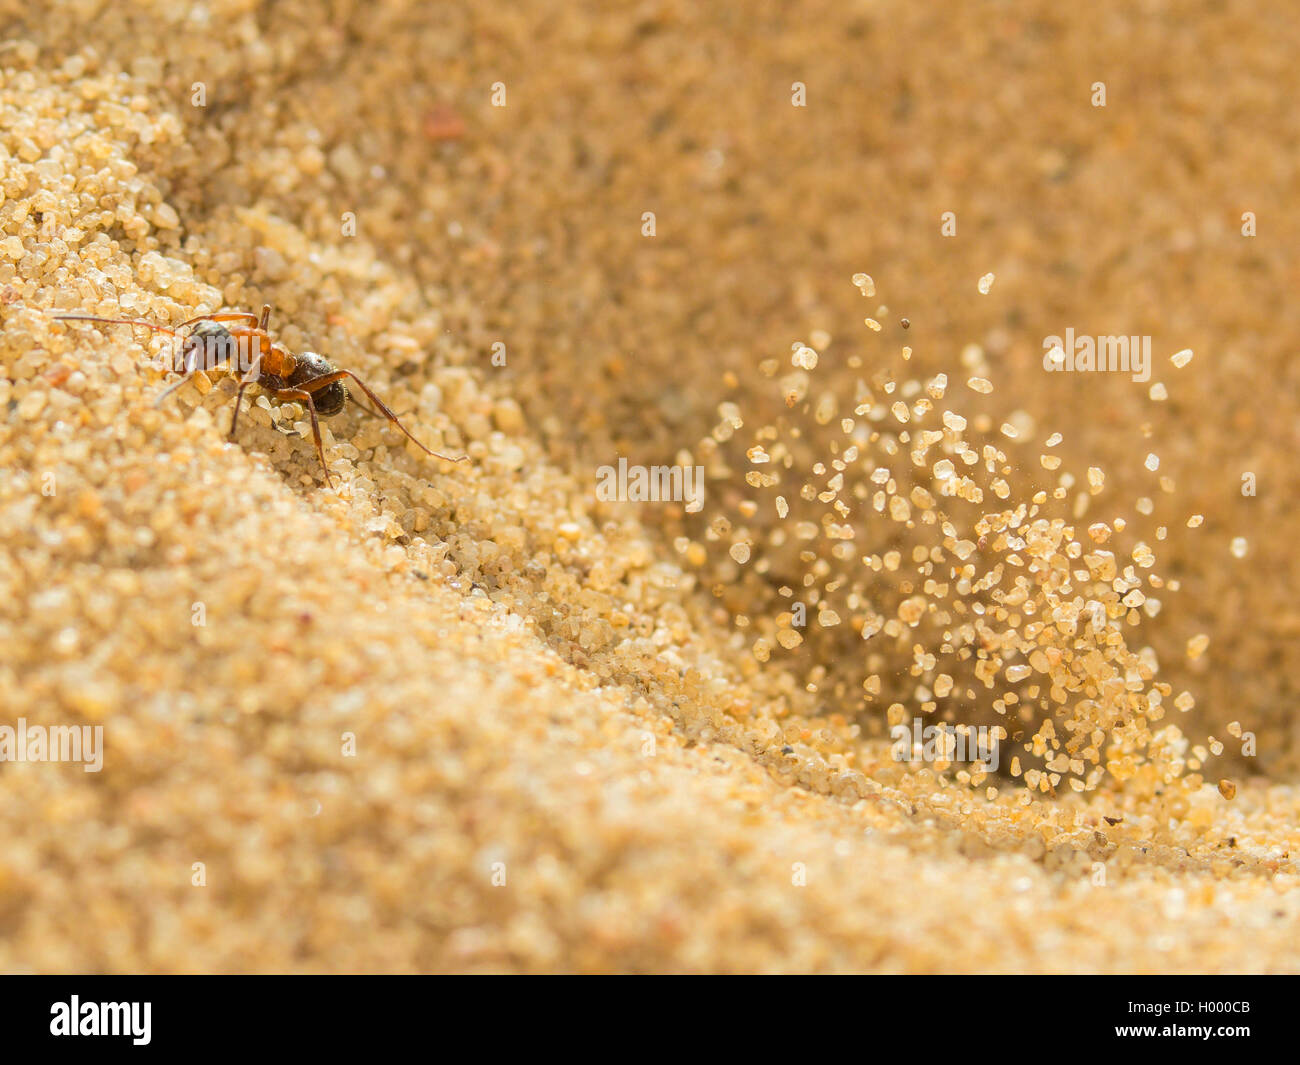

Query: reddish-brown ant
54,304,466,487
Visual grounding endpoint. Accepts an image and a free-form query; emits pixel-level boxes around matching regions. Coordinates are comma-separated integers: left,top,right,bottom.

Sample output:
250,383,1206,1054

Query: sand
1,0,1298,972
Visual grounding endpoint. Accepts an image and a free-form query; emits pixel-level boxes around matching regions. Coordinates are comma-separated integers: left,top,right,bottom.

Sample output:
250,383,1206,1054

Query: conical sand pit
1,1,1297,973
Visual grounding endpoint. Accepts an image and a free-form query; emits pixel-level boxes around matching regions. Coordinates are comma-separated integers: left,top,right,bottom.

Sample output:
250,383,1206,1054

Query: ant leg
229,379,252,436
228,348,264,438
342,389,421,423
345,393,389,420
300,370,467,462
272,386,333,488
258,304,271,331
155,365,200,407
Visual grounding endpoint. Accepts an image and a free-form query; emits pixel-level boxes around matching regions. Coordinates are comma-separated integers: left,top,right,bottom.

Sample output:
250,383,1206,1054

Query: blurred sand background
1,0,1298,971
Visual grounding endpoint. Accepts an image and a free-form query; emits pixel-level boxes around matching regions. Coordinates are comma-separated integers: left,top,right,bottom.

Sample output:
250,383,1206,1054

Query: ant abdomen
288,352,347,417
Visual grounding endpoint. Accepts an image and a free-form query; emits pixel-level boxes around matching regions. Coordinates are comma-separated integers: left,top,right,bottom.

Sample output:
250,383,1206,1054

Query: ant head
179,320,238,373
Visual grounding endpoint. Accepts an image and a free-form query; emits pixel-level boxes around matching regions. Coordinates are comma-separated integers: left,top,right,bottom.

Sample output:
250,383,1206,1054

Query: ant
53,304,466,488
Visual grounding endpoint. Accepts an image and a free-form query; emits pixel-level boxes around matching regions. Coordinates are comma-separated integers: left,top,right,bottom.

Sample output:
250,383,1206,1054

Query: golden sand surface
1,1,1298,972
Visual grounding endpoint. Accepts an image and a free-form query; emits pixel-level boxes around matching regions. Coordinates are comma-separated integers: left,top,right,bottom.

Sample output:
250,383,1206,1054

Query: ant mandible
53,304,467,488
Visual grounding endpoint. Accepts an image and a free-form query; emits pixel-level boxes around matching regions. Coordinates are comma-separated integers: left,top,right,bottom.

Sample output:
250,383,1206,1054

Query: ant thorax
262,343,297,380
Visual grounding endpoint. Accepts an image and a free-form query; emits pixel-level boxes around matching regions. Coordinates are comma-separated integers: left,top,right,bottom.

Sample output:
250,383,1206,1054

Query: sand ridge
0,1,1298,972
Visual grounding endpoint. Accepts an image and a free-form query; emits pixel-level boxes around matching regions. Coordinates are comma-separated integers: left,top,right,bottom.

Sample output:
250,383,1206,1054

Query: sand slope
1,1,1297,971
